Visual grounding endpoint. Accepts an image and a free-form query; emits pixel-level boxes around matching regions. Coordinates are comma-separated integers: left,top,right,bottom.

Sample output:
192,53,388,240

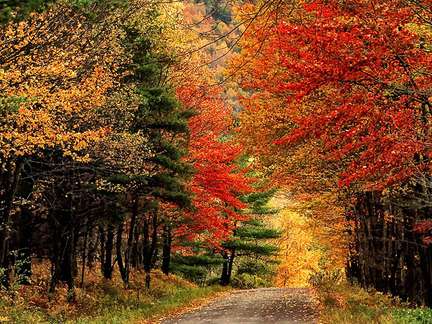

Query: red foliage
176,83,251,246
241,0,432,189
413,220,432,234
414,220,432,245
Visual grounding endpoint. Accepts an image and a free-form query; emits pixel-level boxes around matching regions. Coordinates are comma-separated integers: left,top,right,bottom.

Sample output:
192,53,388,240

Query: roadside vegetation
313,272,432,324
0,261,228,323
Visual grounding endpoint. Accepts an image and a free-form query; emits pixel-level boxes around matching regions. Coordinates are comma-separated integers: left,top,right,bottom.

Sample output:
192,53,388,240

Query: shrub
309,269,344,289
231,274,267,289
237,259,274,276
172,264,208,284
206,277,220,286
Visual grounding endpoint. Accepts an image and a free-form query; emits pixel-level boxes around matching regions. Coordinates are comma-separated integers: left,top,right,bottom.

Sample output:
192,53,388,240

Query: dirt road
162,288,317,324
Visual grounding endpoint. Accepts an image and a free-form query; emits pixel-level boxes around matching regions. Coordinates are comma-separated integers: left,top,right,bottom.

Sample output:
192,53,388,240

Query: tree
116,24,194,288
0,0,259,308
176,82,252,246
0,2,120,288
220,188,280,286
236,0,432,189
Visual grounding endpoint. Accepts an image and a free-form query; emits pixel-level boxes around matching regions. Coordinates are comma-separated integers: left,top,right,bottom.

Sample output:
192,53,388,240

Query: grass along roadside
0,261,230,323
313,277,432,323
74,284,230,324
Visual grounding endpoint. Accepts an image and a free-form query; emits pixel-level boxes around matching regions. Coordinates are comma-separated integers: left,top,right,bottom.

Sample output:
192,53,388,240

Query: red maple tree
176,83,251,246
239,0,432,189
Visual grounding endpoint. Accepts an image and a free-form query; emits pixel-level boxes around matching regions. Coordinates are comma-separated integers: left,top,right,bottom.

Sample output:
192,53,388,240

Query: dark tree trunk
48,211,61,294
116,222,128,285
86,225,97,269
227,249,235,281
16,206,33,285
99,225,106,275
220,251,230,286
118,200,138,287
102,225,114,280
143,211,158,289
59,191,76,301
131,214,141,268
143,216,150,288
59,231,75,302
347,191,432,307
80,219,89,288
161,224,172,275
0,159,23,287
15,161,35,285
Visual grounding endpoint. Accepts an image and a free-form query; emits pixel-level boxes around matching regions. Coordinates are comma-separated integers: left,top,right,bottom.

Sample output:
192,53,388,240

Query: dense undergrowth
313,272,432,323
0,261,228,323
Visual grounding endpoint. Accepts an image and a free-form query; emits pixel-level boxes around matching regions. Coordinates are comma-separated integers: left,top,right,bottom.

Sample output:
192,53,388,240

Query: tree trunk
116,222,128,286
143,211,158,289
0,159,23,287
131,220,141,268
123,199,138,286
99,225,106,275
220,251,230,286
161,224,172,275
60,232,75,302
102,225,114,280
80,219,89,288
143,216,150,288
48,211,61,294
227,249,235,281
86,224,97,269
15,161,35,285
348,190,432,306
16,206,32,285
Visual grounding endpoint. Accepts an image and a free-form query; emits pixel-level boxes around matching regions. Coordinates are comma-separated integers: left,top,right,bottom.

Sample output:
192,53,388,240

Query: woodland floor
162,288,317,324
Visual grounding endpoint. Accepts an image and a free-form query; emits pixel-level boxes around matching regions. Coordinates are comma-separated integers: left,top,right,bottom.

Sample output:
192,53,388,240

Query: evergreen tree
170,241,224,285
220,189,280,286
120,27,194,288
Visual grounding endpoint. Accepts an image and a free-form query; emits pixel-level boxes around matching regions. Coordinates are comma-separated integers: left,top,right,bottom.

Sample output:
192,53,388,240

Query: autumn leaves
0,0,251,293
234,0,432,305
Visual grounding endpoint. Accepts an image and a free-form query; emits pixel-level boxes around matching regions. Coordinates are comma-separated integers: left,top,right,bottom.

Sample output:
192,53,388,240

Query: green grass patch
392,308,432,324
74,285,227,324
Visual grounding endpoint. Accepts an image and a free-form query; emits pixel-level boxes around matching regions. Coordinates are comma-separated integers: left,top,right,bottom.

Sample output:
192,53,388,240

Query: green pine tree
109,26,194,288
170,242,224,285
219,188,281,286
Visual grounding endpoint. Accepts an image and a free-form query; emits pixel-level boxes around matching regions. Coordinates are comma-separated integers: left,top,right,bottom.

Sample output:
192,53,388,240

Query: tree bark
161,223,172,275
102,224,114,280
220,251,230,286
116,221,128,285
99,225,106,275
0,159,23,287
143,210,158,289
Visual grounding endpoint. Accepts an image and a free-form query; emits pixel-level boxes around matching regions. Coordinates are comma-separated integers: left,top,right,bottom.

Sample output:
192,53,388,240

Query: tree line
0,0,280,301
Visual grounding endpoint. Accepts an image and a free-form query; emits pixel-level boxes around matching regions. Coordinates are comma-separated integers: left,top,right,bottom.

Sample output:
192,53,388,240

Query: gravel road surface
162,288,317,324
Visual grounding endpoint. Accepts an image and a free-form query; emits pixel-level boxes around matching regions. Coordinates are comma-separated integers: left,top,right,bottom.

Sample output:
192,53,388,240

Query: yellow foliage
269,192,348,287
0,4,121,161
269,194,321,287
